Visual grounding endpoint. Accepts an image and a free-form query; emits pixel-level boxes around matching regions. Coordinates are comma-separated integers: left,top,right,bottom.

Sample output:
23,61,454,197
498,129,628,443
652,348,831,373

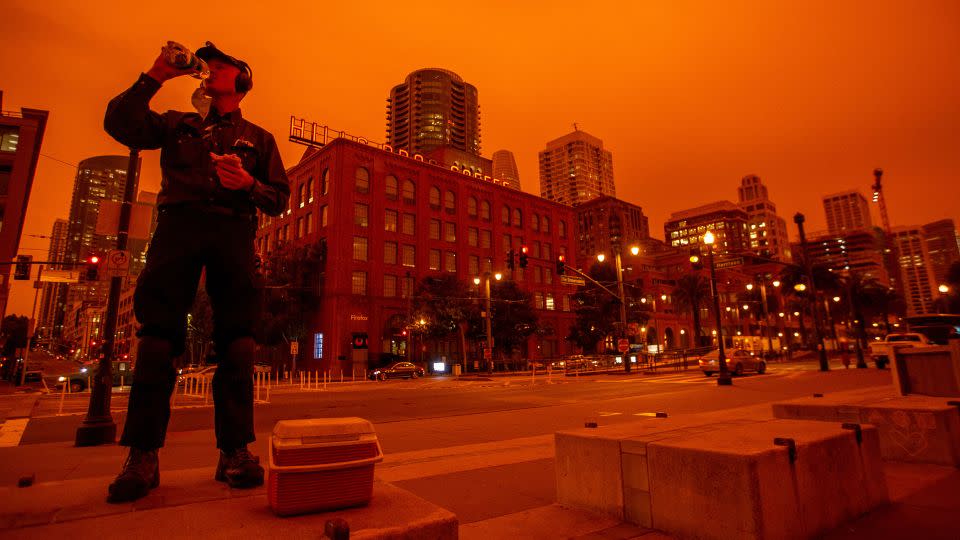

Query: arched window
385,175,398,200
321,168,330,195
480,200,491,220
429,186,441,208
402,179,415,202
559,220,566,238
444,191,455,213
467,196,478,217
542,216,550,234
355,167,369,194
501,205,511,225
513,208,522,227
531,214,540,232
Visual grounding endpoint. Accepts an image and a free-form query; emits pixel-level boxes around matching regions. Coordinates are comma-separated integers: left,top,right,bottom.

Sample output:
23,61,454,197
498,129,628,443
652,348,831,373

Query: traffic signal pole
76,148,139,446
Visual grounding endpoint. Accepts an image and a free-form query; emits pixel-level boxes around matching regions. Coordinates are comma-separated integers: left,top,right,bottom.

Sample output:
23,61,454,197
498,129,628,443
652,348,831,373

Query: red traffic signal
518,245,529,268
84,255,101,281
556,255,566,275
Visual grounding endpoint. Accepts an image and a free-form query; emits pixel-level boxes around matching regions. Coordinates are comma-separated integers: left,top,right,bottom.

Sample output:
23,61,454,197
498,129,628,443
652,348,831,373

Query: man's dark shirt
104,74,289,217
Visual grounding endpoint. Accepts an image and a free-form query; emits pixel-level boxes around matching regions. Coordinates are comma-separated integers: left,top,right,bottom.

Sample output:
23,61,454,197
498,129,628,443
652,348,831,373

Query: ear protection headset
234,61,253,93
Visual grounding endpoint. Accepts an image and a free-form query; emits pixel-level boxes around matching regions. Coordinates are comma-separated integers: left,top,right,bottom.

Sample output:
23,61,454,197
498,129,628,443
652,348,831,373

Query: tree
567,263,648,352
411,275,479,367
672,274,710,347
484,280,539,365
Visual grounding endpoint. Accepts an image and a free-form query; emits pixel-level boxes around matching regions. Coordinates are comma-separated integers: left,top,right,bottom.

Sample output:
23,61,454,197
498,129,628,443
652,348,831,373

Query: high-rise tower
492,150,520,190
737,175,791,260
823,190,873,234
538,129,615,206
386,68,480,156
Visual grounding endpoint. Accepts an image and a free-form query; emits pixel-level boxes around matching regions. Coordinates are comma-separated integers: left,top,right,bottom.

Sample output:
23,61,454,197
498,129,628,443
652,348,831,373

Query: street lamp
703,231,732,386
475,272,502,372
939,284,950,294
794,212,829,371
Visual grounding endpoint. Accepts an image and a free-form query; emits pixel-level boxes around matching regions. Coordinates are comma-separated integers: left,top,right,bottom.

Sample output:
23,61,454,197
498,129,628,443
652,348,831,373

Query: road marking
0,418,29,447
598,412,622,417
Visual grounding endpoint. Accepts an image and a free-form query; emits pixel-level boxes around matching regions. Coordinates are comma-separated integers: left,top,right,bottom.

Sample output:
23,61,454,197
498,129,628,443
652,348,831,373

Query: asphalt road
20,358,891,451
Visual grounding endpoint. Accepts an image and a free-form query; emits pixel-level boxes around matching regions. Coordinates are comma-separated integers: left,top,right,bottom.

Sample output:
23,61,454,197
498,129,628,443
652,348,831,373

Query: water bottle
162,41,209,79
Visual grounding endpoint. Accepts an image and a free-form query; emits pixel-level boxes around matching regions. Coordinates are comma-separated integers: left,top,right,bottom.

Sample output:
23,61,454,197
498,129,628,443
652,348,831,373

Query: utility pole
75,148,139,446
794,213,830,371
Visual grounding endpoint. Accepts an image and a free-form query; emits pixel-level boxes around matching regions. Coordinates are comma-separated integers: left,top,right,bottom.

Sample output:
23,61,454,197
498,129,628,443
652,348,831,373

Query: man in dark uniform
103,42,289,503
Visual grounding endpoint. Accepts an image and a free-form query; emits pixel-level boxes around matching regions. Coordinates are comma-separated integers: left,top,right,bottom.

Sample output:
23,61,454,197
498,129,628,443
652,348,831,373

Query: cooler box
268,417,383,516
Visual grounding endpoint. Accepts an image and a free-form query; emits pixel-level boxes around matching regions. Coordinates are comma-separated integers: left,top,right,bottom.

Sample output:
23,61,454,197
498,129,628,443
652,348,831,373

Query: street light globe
703,231,715,245
494,272,503,281
597,254,606,263
418,318,426,325
640,297,647,304
736,331,742,336
630,246,640,256
778,312,785,317
725,306,732,312
772,280,781,288
940,284,950,294
794,311,800,316
711,329,717,336
778,332,784,337
746,283,754,291
794,332,800,337
660,294,667,301
473,277,480,285
680,329,686,334
742,304,749,310
833,296,841,303
794,283,807,292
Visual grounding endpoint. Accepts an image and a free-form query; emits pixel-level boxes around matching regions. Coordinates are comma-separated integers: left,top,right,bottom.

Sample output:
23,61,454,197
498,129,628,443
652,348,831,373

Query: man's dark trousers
120,206,260,451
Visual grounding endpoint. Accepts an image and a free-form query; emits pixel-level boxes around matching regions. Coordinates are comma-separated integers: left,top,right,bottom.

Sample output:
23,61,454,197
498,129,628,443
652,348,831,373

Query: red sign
617,338,630,353
483,349,492,360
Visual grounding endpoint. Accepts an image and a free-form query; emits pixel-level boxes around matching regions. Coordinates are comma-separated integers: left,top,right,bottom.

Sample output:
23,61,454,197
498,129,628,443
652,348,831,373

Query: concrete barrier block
645,420,887,540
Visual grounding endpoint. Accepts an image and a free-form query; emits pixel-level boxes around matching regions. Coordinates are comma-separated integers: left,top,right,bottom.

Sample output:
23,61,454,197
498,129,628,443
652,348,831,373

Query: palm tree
672,274,710,347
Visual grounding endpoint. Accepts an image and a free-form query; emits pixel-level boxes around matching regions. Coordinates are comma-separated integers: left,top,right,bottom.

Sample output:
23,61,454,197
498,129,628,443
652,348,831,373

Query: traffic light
85,255,101,281
506,249,515,270
518,246,529,268
689,248,703,270
556,255,566,275
13,255,32,280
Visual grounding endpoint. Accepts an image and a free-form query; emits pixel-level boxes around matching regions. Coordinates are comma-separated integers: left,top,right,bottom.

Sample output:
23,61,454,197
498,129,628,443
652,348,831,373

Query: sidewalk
1,387,957,539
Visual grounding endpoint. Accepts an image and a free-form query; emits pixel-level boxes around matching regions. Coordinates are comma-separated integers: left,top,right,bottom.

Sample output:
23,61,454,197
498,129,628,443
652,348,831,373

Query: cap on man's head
196,41,253,91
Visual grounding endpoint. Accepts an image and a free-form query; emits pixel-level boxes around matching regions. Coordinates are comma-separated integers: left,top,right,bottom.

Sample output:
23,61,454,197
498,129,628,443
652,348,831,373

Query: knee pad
133,336,176,383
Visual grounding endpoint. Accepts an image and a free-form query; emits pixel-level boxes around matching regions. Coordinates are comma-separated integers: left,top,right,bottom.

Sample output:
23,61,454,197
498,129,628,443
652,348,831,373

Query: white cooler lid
272,417,376,441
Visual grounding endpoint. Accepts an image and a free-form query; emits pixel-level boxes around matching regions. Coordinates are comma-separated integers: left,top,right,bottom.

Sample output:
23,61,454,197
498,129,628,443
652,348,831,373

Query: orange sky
2,1,958,316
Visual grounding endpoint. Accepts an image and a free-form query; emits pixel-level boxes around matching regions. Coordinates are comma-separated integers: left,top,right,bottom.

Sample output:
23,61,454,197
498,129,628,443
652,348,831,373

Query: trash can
268,417,383,516
452,364,462,376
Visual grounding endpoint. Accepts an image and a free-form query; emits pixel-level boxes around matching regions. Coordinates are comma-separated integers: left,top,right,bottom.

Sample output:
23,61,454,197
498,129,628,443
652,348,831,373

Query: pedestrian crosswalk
593,363,814,385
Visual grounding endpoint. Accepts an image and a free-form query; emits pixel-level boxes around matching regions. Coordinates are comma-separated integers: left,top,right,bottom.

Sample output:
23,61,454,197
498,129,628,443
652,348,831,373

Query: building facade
256,138,579,374
792,229,890,285
386,68,480,156
0,92,48,317
574,196,650,262
891,226,939,316
538,129,615,207
921,219,960,288
492,150,521,191
664,201,749,257
823,190,873,234
37,218,69,342
737,175,791,261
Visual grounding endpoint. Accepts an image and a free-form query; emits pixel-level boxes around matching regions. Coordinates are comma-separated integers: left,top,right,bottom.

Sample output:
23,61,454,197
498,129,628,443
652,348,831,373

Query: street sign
39,269,80,283
290,342,299,355
626,323,640,337
483,348,492,360
560,275,586,286
714,257,744,270
105,250,131,277
617,338,630,353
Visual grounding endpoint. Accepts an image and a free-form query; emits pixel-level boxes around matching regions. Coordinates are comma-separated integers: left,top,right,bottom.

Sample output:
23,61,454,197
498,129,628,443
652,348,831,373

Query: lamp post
703,231,732,386
794,212,829,371
474,272,502,372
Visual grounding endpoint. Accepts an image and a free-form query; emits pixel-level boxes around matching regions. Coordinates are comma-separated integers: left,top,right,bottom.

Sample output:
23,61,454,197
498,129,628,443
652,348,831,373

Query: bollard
58,379,67,415
323,518,350,540
255,373,260,402
340,369,343,383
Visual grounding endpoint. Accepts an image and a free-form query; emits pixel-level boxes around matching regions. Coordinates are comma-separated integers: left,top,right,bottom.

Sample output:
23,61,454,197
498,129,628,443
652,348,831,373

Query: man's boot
107,448,159,503
215,446,264,488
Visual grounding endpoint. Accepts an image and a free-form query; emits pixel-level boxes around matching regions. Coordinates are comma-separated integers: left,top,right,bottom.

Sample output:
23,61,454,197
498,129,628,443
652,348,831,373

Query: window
531,214,539,231
482,257,493,273
384,241,398,264
306,212,314,234
468,227,479,247
352,237,368,261
298,183,306,208
402,213,415,235
545,294,555,311
402,179,415,203
429,249,441,271
501,205,511,225
385,175,398,200
351,271,367,295
320,205,328,227
401,275,414,298
559,220,566,238
296,217,304,238
533,241,541,258
385,209,398,232
355,167,370,194
534,293,544,309
429,186,441,208
542,216,550,234
401,245,415,267
480,230,492,248
321,168,330,195
502,234,512,252
307,176,314,202
314,333,324,359
534,266,542,283
354,203,369,228
467,196,478,217
444,251,456,273
468,255,479,276
543,243,552,260
563,295,571,312
429,219,441,240
444,222,456,242
480,200,491,220
444,191,455,213
513,208,522,227
383,275,397,297
544,267,553,285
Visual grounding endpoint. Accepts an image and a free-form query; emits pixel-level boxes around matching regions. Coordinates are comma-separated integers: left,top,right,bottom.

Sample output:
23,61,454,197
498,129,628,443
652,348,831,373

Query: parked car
868,333,937,369
369,362,425,381
51,361,132,392
699,349,766,377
